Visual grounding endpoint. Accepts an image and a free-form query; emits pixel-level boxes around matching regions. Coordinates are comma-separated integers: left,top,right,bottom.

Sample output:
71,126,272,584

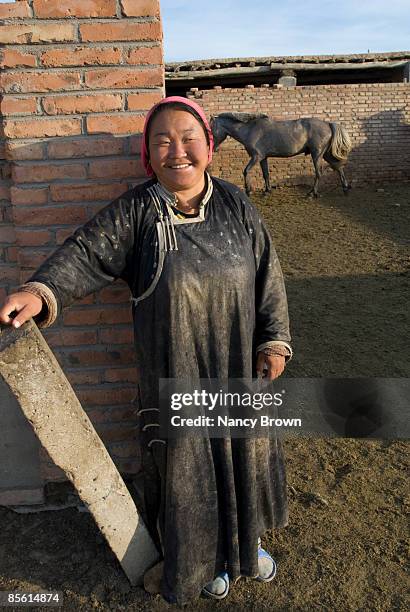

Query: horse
210,112,352,197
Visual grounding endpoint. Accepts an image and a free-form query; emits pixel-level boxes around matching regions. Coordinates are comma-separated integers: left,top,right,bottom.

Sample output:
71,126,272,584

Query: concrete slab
278,75,297,87
0,320,160,585
0,375,44,504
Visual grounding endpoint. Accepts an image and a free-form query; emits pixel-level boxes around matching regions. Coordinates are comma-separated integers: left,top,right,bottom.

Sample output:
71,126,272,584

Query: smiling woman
141,98,214,214
0,96,293,606
145,106,210,212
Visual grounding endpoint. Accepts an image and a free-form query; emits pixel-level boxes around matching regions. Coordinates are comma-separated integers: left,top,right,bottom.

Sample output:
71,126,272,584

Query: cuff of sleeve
256,340,293,361
18,282,58,329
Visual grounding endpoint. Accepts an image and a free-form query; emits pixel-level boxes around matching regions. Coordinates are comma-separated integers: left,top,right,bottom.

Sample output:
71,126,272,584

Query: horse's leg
243,154,260,195
338,167,351,195
307,154,323,198
325,156,352,195
260,158,271,193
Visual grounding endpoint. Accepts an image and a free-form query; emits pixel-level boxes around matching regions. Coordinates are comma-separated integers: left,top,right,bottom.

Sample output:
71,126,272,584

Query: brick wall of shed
0,134,17,304
188,84,410,190
0,0,164,494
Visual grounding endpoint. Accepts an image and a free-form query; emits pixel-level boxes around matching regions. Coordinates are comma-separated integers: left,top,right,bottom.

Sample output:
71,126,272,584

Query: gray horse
210,113,352,197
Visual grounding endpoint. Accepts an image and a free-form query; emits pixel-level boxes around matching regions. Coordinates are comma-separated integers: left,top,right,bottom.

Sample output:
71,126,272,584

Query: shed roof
166,51,410,73
165,51,410,95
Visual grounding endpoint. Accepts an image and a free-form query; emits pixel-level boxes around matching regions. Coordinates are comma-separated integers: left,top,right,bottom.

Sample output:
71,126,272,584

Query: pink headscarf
141,95,214,177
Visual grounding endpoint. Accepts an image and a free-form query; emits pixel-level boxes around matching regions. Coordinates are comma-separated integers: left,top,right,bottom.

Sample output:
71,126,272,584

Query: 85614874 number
0,591,63,607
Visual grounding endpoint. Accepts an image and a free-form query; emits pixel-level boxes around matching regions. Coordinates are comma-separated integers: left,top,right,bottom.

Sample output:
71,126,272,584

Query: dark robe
30,176,291,605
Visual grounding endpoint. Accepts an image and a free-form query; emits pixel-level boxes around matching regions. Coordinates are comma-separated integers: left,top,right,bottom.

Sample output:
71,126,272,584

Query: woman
0,97,292,605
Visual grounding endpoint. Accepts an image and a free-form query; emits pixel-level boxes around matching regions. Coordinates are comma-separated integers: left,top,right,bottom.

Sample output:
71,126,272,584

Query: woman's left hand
256,352,286,380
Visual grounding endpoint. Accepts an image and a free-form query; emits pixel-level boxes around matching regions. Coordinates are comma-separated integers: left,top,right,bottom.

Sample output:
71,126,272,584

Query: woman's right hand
0,292,43,328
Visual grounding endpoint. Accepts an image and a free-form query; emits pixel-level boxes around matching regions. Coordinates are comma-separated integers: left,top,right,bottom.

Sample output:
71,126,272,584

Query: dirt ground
0,182,409,611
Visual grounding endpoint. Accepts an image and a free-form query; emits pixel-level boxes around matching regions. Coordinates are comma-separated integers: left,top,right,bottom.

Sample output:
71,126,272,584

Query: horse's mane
217,112,269,123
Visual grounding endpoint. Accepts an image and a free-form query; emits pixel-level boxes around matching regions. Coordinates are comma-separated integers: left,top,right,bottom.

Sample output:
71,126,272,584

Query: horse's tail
329,123,352,161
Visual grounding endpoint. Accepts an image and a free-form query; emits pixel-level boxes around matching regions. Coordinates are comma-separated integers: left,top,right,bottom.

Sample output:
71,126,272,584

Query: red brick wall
0,0,164,487
0,132,17,307
188,83,410,191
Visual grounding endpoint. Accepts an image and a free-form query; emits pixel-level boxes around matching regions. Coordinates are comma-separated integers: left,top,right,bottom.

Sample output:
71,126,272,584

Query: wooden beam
166,61,408,80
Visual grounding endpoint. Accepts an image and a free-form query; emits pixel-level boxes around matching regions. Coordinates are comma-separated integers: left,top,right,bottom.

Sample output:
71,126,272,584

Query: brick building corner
0,0,164,504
